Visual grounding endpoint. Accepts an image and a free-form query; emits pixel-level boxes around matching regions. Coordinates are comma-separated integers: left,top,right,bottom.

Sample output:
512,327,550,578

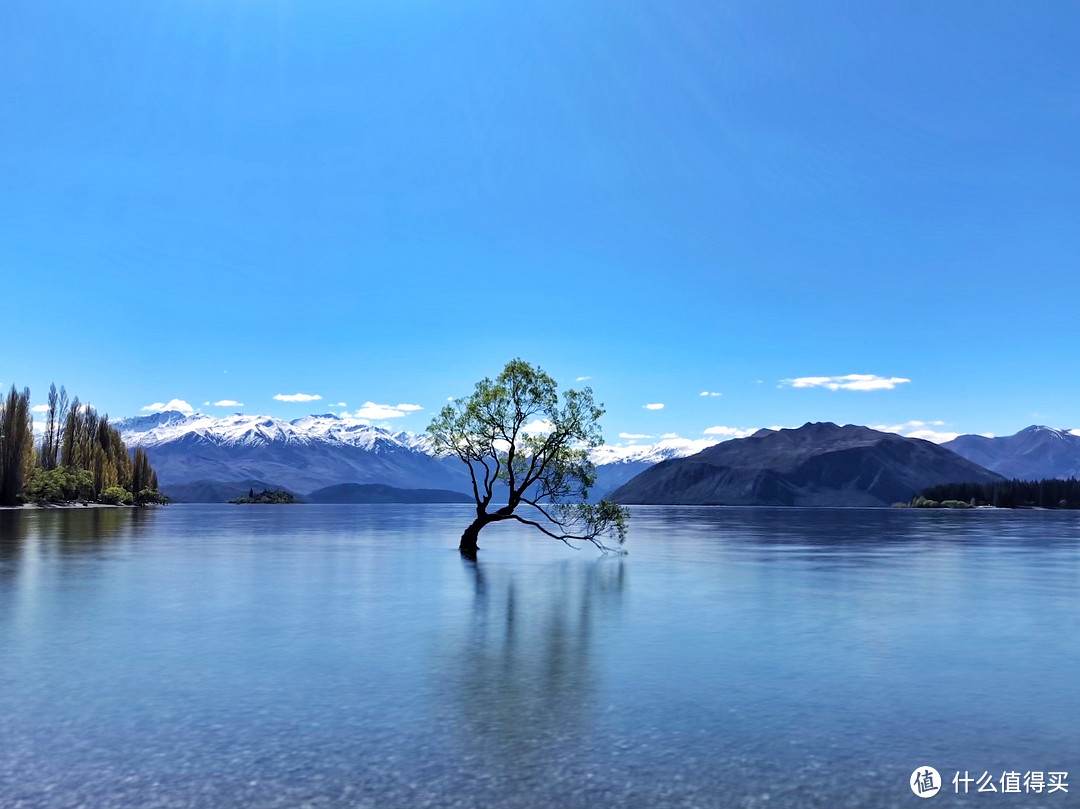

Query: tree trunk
459,516,488,555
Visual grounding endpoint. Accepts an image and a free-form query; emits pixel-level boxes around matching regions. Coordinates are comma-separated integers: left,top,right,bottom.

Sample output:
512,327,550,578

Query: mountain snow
115,411,711,466
116,412,413,452
589,437,720,465
943,424,1080,480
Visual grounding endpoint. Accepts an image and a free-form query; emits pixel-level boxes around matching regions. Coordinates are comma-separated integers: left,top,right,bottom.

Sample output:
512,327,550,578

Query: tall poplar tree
0,385,34,506
40,383,68,471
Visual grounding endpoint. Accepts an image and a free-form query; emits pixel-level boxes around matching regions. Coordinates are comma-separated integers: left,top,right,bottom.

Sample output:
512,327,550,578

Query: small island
229,488,297,504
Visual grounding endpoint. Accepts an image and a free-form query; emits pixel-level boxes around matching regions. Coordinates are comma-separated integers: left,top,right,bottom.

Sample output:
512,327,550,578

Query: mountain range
115,412,468,498
943,426,1080,480
115,412,710,502
116,412,1080,505
610,423,1003,507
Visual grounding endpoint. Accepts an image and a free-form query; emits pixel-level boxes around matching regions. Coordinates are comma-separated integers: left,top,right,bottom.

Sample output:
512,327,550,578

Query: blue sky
2,1,1078,444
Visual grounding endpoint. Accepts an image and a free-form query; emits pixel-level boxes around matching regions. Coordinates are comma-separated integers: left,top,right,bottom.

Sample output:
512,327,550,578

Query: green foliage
4,380,160,506
939,499,972,509
428,358,628,552
136,488,170,505
58,397,144,500
131,448,154,499
23,466,95,503
100,485,134,505
229,488,295,504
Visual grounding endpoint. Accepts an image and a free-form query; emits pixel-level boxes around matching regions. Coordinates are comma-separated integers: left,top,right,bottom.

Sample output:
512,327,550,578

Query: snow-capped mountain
115,412,467,496
589,437,721,498
119,412,425,452
943,425,1080,480
115,411,713,501
590,437,720,466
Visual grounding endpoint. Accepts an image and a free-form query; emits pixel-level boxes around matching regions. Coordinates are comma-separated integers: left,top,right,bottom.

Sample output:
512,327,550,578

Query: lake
1,505,1077,808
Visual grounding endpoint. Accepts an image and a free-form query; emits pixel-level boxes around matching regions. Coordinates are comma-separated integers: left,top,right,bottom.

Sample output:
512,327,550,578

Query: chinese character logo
911,766,942,798
950,769,1067,795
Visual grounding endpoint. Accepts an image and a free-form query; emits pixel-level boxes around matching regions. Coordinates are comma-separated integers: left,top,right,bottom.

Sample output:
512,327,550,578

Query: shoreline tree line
907,478,1080,509
0,382,166,507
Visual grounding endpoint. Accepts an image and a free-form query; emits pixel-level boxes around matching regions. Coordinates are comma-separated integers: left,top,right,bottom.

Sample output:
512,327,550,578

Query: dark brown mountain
610,422,1002,506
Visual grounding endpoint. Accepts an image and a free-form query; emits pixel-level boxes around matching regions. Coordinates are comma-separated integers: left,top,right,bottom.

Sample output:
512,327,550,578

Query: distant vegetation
0,382,166,507
902,478,1080,509
230,488,297,504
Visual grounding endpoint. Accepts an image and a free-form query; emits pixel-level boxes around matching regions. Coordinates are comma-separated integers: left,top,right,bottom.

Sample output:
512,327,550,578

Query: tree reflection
443,555,626,770
0,510,31,586
0,507,160,583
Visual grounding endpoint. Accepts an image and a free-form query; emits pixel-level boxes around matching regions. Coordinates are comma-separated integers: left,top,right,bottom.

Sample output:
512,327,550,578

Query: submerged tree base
459,518,485,555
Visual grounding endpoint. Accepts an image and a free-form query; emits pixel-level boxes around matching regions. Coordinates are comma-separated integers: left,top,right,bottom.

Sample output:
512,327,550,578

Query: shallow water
1,505,1078,807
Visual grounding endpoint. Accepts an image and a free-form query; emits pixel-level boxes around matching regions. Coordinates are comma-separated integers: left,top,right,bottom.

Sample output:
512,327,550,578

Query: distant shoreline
0,503,137,511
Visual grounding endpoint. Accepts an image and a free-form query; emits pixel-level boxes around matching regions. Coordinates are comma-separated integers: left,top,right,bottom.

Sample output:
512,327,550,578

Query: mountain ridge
114,412,463,494
943,425,1080,480
117,413,1076,506
114,411,718,498
610,422,1003,506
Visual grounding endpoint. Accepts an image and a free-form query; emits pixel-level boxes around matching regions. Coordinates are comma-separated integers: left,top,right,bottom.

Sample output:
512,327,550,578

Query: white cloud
203,401,210,406
661,432,679,439
643,403,664,410
871,420,958,444
334,402,347,407
783,374,911,392
906,429,959,443
699,391,722,397
576,376,591,382
619,432,653,440
142,399,195,414
274,393,322,403
522,419,555,435
351,401,421,419
703,425,758,438
213,400,243,407
31,404,49,413
873,420,946,432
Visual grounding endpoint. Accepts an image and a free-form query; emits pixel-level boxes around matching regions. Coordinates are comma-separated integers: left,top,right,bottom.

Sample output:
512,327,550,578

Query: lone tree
428,359,628,555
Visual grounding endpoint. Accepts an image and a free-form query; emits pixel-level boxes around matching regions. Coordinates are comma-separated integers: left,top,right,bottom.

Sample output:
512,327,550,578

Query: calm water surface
1,505,1078,808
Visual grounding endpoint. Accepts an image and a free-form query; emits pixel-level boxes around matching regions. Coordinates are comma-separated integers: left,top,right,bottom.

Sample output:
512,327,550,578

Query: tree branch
508,513,622,553
517,496,562,526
